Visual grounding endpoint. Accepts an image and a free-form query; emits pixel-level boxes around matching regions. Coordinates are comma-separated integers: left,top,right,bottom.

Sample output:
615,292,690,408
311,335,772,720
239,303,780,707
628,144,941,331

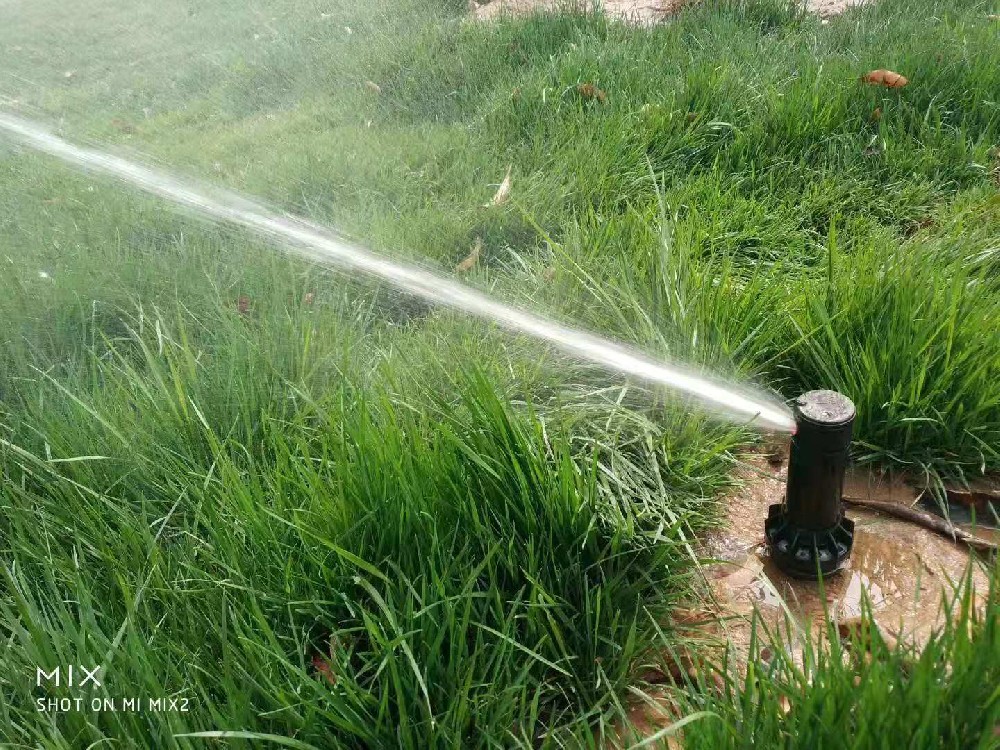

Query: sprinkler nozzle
765,390,855,579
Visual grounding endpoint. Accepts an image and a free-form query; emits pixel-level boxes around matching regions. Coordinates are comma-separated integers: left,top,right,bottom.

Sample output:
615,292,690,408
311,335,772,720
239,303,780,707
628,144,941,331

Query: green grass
668,575,1000,749
1,0,1000,745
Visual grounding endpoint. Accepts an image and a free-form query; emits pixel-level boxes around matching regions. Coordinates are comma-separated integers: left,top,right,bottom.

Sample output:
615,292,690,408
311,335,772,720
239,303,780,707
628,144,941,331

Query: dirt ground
701,460,991,655
470,0,868,24
621,458,994,741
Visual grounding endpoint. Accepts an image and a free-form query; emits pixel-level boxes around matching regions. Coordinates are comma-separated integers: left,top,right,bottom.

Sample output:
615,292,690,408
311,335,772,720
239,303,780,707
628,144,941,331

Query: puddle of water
698,457,990,655
620,460,992,746
713,530,911,625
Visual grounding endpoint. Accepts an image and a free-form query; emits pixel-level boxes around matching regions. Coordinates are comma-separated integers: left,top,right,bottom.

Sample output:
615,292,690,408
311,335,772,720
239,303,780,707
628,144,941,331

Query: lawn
0,0,998,746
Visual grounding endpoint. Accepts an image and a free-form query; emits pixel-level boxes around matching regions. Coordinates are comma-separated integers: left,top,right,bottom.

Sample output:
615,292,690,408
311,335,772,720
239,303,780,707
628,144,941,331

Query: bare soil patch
701,460,990,661
619,459,992,744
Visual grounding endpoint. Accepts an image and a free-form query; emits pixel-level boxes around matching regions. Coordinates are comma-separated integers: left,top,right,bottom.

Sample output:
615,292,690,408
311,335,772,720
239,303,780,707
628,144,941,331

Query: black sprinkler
765,390,855,579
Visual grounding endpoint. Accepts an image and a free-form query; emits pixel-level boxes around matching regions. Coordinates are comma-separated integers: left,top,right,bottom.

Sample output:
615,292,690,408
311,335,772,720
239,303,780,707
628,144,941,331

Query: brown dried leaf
763,436,787,466
576,82,607,103
641,650,724,693
485,165,512,207
860,69,908,88
640,653,689,686
903,216,935,237
311,653,337,685
455,237,482,273
837,615,867,641
838,616,898,651
111,117,136,134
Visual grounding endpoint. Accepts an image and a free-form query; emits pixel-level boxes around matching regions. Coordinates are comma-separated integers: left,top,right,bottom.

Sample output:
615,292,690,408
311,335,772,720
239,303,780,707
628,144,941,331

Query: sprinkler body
765,390,855,579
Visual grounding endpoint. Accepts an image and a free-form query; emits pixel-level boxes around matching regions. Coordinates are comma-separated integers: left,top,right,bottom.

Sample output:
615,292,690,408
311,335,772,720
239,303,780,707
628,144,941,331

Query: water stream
0,112,795,432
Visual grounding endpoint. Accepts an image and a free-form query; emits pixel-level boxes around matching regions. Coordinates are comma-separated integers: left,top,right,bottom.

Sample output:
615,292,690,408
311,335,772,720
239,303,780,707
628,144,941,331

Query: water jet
0,112,796,432
765,390,855,579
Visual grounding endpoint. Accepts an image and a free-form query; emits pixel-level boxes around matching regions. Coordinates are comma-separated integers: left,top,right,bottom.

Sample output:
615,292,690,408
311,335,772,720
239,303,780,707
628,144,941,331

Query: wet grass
0,166,742,746
665,575,1000,749
1,0,1000,745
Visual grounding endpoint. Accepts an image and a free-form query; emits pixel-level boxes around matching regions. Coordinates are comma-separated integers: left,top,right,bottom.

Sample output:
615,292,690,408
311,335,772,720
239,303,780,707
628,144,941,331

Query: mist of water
0,112,795,432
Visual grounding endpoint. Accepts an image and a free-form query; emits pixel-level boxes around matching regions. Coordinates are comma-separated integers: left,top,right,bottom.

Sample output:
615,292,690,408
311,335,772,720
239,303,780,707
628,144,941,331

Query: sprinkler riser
765,390,856,579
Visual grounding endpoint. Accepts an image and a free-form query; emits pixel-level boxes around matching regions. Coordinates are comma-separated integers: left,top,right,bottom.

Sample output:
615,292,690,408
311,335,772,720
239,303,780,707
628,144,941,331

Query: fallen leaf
903,216,934,237
639,654,690,685
485,165,512,207
576,82,607,103
236,295,252,315
641,651,723,693
860,69,908,88
838,616,898,651
764,436,787,466
455,237,482,273
837,616,868,641
870,106,882,122
111,117,136,134
311,653,337,685
363,80,382,94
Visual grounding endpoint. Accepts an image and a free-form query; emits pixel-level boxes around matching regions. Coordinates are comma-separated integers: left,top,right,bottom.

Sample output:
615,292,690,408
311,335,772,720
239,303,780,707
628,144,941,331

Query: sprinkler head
765,390,855,579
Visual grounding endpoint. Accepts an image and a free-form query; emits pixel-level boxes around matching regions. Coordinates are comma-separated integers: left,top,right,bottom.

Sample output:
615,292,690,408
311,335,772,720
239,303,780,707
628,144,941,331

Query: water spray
765,390,856,578
0,112,795,431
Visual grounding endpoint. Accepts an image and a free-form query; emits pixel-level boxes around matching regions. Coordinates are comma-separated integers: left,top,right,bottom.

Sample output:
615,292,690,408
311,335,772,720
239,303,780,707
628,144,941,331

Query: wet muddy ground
620,458,993,742
701,459,991,660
